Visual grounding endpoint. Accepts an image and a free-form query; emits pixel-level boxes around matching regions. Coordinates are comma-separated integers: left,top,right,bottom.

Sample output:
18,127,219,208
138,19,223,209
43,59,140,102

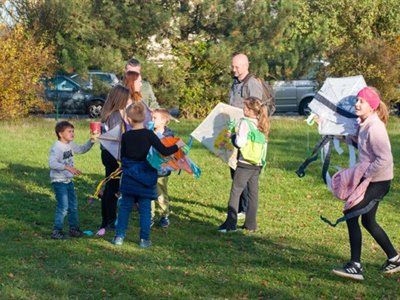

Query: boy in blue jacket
112,102,184,248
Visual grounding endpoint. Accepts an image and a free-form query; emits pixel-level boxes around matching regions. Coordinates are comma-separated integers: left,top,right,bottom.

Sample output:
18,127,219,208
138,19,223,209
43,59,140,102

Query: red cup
90,122,101,135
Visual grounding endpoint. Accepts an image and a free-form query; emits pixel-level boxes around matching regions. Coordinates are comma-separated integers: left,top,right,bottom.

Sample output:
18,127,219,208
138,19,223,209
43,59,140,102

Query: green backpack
239,118,268,168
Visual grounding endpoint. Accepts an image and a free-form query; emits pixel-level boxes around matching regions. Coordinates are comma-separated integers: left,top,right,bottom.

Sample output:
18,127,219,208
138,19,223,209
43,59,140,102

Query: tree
147,0,328,117
313,0,400,103
3,0,173,74
0,25,56,119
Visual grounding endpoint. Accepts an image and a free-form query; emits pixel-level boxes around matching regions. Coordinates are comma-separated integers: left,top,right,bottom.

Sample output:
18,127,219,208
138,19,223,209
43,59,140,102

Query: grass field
0,116,399,299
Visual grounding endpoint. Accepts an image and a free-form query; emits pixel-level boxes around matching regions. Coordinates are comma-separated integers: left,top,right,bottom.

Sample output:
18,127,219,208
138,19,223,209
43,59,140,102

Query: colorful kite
147,136,201,178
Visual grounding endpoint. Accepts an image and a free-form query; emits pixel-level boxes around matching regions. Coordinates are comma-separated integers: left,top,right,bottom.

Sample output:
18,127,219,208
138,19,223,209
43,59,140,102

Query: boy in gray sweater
49,121,95,239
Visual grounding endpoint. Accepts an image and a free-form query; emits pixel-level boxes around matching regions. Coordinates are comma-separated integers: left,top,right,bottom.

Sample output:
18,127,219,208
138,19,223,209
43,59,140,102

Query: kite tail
188,159,201,178
319,215,341,227
320,198,381,228
88,167,122,204
182,136,193,155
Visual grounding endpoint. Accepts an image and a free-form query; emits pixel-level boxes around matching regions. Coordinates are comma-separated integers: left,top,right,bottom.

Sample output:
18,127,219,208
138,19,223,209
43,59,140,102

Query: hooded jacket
331,162,371,211
119,158,158,199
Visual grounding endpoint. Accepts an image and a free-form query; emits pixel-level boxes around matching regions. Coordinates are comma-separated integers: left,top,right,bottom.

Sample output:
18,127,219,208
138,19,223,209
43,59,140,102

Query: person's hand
90,133,100,143
176,139,186,148
65,165,81,175
226,120,236,134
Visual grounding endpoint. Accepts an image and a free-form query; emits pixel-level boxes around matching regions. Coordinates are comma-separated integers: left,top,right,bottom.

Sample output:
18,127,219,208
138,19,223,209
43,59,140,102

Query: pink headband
357,87,380,110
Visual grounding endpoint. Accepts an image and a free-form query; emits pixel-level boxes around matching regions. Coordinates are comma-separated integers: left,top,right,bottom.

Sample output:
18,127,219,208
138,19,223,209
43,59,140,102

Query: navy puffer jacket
120,158,158,199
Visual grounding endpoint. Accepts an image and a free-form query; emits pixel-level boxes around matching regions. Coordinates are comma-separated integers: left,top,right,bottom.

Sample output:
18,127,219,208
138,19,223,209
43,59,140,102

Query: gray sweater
48,140,94,183
229,75,263,108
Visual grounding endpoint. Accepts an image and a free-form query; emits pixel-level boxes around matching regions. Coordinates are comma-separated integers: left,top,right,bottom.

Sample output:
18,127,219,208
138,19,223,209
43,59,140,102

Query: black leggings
346,180,397,263
100,149,120,228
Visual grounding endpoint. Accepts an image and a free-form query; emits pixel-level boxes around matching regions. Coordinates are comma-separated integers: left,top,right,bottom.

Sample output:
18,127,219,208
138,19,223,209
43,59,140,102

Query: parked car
43,75,107,118
272,79,317,115
70,71,119,90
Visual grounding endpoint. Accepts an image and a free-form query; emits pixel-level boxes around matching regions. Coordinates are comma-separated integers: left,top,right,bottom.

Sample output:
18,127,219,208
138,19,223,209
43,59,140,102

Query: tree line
1,0,399,119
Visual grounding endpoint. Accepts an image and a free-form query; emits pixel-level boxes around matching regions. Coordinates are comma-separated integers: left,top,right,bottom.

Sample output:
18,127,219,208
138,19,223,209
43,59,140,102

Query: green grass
0,116,400,299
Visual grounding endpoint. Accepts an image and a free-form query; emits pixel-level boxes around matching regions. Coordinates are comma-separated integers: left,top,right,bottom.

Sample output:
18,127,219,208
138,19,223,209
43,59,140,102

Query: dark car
43,75,106,118
70,71,119,90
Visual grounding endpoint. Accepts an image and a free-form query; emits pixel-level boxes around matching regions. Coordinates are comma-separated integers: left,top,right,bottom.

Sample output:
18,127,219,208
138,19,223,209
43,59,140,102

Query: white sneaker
237,212,246,220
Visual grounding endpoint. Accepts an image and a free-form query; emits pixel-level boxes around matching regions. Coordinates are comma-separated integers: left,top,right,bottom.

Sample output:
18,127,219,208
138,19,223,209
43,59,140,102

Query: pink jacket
331,162,372,211
357,113,393,181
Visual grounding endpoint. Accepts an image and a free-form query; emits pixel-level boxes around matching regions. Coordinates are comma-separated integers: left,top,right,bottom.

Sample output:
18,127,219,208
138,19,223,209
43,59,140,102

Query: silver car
272,79,317,115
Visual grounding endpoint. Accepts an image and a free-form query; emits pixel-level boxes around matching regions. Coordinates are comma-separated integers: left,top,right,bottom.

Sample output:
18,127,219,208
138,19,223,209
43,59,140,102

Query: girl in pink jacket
332,87,399,281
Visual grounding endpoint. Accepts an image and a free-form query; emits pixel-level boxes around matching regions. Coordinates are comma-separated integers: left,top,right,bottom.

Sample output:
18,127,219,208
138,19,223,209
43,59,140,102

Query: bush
149,39,231,119
321,38,400,104
0,25,56,119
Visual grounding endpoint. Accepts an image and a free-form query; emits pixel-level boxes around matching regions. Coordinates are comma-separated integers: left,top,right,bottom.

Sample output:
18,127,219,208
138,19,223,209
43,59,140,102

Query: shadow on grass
1,135,400,299
0,162,103,232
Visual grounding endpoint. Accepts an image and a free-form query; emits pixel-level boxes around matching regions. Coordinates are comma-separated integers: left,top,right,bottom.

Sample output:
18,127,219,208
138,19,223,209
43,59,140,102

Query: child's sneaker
51,230,67,240
69,228,84,238
332,261,364,281
160,216,170,228
237,212,246,220
139,239,152,248
96,228,106,236
112,236,124,246
382,257,400,274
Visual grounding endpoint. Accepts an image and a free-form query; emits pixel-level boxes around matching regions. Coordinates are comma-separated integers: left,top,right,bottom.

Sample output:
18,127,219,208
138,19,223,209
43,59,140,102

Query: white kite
296,75,367,187
191,103,243,169
98,124,123,160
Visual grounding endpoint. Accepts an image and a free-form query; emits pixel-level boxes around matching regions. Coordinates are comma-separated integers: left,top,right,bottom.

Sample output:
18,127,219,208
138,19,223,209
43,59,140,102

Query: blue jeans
52,182,79,230
116,195,152,240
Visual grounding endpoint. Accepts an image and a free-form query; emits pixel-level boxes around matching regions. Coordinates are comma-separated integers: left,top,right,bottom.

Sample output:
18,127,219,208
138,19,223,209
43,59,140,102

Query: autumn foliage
0,25,56,119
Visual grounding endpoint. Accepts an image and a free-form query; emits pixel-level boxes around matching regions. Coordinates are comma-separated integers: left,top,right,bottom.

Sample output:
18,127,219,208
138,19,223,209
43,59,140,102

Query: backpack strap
243,117,256,132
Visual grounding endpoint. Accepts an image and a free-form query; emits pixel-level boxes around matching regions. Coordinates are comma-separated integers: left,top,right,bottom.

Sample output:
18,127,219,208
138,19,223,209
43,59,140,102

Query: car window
52,77,77,92
93,73,111,82
70,75,89,87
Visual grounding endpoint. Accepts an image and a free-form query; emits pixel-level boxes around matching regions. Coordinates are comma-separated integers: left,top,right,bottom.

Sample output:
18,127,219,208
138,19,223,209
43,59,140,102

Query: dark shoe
332,261,364,281
160,216,170,228
239,225,256,232
217,224,237,233
69,228,84,238
382,257,400,274
51,230,67,240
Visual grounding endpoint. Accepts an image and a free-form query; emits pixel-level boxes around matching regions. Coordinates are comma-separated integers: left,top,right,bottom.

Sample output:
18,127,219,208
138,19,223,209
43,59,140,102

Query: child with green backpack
218,97,269,233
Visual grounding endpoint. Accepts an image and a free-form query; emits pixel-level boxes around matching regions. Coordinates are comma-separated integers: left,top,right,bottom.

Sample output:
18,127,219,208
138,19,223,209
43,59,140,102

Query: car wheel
87,102,103,118
299,97,313,116
389,102,400,116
